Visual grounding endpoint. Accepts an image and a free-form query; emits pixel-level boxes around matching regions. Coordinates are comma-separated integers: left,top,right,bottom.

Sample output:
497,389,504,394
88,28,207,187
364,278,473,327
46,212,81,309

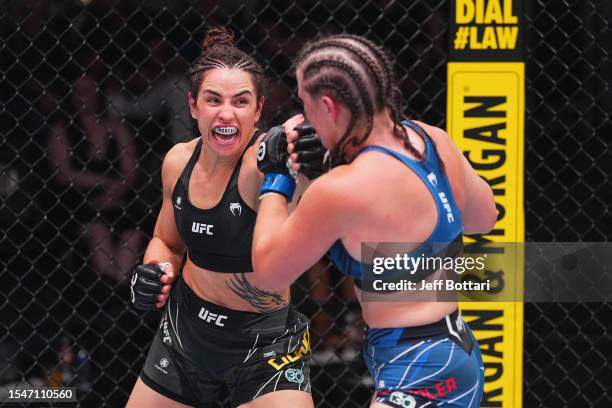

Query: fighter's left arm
252,174,348,291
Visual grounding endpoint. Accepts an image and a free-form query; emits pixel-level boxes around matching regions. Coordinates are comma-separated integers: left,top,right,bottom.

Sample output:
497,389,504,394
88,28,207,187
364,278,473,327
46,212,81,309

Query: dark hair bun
202,26,235,51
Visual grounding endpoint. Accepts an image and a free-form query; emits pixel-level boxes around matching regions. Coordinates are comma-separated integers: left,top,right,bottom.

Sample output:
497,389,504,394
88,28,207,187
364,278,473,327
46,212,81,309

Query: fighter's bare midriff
357,291,458,328
182,259,290,313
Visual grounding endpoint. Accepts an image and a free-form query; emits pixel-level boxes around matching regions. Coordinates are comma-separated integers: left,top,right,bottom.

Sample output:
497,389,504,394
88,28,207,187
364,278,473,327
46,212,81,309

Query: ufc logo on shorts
162,321,171,344
198,307,227,327
191,222,214,235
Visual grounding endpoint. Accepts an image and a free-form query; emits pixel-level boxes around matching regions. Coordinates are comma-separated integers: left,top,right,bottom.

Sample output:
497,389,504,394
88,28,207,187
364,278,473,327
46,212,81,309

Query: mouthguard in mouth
213,126,239,136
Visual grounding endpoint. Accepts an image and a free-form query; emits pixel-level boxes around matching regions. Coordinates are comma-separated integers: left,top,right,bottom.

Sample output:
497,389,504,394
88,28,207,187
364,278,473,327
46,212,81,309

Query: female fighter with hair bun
253,34,497,407
127,27,322,408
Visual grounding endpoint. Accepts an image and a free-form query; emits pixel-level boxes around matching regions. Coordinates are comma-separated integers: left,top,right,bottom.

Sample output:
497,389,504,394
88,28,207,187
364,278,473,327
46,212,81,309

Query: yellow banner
448,62,525,407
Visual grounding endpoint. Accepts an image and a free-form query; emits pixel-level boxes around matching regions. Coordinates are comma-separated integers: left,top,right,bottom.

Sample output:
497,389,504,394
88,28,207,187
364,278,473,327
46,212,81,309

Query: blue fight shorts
363,310,484,407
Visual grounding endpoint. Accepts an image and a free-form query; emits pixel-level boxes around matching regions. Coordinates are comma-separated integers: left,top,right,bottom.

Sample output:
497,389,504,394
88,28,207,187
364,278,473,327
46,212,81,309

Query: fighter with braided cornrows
253,34,497,407
126,26,323,408
294,33,426,166
331,34,414,144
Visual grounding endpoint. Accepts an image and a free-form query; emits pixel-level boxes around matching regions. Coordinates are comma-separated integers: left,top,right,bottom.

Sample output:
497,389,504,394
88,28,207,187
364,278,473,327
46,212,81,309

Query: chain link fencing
1,0,610,406
523,2,611,407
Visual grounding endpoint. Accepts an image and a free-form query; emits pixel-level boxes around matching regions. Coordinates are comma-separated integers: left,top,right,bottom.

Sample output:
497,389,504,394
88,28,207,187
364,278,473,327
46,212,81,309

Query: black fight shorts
140,277,311,407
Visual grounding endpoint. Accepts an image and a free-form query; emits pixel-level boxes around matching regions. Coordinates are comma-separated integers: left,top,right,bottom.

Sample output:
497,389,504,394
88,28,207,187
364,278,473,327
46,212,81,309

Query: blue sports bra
327,120,463,291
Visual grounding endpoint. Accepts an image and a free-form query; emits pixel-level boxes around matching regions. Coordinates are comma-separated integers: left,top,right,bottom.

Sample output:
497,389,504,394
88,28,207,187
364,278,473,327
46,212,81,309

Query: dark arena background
1,1,611,407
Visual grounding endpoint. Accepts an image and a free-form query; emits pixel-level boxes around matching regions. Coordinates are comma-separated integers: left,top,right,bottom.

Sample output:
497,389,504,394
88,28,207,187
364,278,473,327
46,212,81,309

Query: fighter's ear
255,96,265,122
187,92,199,119
321,95,340,121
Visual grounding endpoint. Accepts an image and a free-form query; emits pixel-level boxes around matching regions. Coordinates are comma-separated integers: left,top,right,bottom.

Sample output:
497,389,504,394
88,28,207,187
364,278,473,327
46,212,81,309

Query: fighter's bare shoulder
411,120,450,142
161,137,200,189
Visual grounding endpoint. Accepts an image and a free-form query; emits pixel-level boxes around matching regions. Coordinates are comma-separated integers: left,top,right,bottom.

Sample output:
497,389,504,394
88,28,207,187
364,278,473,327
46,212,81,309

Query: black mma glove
130,263,166,311
292,123,326,180
257,126,297,201
256,125,294,175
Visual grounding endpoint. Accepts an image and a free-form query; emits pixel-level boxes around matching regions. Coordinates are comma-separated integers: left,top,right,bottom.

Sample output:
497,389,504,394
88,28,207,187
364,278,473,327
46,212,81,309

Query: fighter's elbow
252,241,280,291
482,190,498,232
481,203,498,233
463,195,498,235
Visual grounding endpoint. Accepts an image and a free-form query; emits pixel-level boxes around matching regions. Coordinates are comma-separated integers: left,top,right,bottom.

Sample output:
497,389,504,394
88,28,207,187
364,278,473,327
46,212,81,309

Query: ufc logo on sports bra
198,307,228,327
191,222,214,235
438,192,455,223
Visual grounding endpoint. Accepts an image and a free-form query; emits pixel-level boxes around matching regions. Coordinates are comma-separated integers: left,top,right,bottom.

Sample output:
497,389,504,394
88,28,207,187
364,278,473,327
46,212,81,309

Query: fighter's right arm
132,144,189,309
422,123,497,235
459,152,498,235
144,144,187,270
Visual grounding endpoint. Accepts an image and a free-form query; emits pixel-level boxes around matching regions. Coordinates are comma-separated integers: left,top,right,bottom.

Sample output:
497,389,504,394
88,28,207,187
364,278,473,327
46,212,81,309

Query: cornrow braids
298,34,427,163
353,37,427,161
188,27,265,102
303,58,375,155
337,37,401,104
335,34,395,95
299,39,387,106
340,39,409,151
297,35,391,101
337,35,403,102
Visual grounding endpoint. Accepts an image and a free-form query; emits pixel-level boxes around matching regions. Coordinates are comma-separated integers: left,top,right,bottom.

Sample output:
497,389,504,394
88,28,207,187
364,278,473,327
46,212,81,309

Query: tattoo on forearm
225,273,288,313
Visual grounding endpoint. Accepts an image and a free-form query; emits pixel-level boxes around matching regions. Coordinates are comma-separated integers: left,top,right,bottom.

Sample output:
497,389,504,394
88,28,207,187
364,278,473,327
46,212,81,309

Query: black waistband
365,309,463,346
401,309,460,340
174,277,290,334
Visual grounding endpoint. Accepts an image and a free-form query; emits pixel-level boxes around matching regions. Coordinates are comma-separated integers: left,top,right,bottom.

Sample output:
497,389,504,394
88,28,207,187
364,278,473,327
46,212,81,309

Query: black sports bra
172,132,260,272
